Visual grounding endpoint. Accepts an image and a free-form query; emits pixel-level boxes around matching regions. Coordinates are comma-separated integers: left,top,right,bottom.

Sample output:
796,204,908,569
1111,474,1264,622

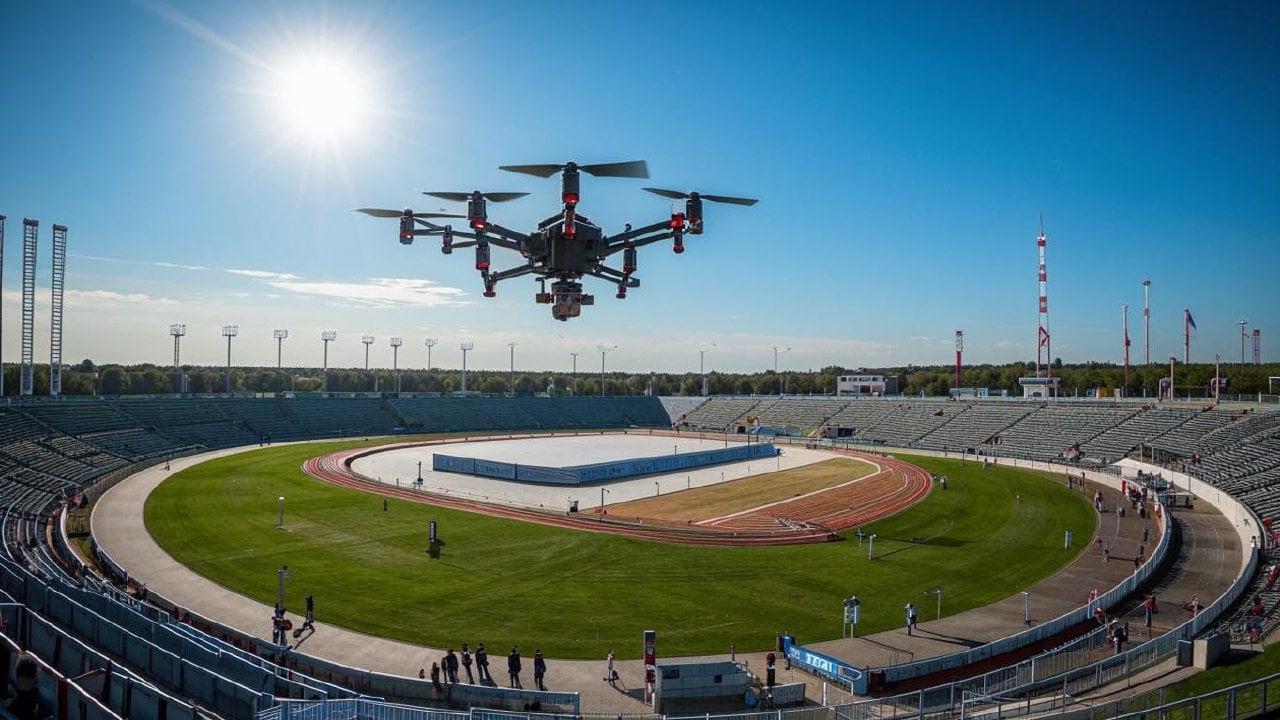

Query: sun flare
273,52,369,144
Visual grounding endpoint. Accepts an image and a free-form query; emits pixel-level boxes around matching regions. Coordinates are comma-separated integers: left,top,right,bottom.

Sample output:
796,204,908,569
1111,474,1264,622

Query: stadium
0,391,1277,720
4,4,1280,720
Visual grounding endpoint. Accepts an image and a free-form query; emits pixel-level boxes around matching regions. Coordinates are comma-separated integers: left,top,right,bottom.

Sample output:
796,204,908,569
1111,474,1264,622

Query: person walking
533,649,547,691
476,642,491,683
444,648,459,684
460,643,475,684
905,602,918,635
507,646,523,688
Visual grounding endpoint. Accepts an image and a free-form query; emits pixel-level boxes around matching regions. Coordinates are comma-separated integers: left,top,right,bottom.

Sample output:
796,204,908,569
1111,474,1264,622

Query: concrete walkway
90,443,1241,713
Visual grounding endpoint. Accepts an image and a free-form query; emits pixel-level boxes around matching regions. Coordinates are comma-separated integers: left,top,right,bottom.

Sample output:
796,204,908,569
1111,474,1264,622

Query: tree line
5,359,1277,399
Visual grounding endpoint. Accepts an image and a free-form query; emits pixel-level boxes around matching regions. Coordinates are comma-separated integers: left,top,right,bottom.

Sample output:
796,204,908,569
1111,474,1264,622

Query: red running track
301,441,931,547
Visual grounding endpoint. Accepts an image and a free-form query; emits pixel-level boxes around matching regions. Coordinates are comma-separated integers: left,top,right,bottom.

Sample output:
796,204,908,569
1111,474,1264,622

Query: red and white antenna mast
955,330,963,391
1036,216,1051,388
1142,279,1152,364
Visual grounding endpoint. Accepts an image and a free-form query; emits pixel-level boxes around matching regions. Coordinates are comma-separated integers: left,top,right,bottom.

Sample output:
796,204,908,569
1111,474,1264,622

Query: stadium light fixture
700,343,716,396
460,342,474,393
390,337,403,393
424,338,439,370
274,329,290,394
598,344,618,396
773,345,791,396
321,331,337,392
222,325,238,393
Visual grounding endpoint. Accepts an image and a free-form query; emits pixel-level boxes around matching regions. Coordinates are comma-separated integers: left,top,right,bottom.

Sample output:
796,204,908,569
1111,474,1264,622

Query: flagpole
1184,308,1190,364
1122,304,1130,397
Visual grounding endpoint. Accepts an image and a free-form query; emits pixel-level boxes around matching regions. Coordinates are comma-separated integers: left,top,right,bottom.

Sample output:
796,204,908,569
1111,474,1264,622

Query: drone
358,160,756,320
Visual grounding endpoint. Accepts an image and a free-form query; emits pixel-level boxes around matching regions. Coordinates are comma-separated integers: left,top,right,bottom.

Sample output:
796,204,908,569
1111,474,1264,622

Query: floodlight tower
169,324,187,393
20,219,37,396
321,331,336,392
570,352,579,396
361,334,375,391
222,325,238,393
1169,356,1177,401
1035,217,1051,391
507,342,518,395
1254,329,1262,365
954,331,963,391
1142,279,1152,364
700,343,716,396
772,345,791,396
598,344,617,396
424,338,439,370
1122,304,1131,395
460,342,474,392
390,337,403,393
273,329,289,393
1239,319,1249,366
49,224,67,397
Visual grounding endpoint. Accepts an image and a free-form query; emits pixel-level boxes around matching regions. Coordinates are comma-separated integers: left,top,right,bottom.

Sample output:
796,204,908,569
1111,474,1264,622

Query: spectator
460,643,475,684
533,649,547,691
8,654,42,720
476,642,491,682
508,646,523,688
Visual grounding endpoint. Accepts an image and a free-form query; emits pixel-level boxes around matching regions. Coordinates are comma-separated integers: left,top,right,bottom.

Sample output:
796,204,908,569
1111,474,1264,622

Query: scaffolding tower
21,219,38,396
50,224,68,396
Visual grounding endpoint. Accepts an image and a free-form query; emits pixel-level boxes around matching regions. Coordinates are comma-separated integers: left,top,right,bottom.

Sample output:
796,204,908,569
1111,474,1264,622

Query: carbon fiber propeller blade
642,188,758,206
357,208,465,218
500,160,650,179
424,191,528,202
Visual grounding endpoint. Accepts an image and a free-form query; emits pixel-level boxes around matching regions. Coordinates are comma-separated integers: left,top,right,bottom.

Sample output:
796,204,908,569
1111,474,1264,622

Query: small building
837,374,897,397
1018,376,1061,398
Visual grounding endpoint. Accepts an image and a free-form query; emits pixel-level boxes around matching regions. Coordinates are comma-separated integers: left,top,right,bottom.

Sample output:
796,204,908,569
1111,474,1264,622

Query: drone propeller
357,208,465,219
424,191,528,203
500,160,650,179
642,188,758,206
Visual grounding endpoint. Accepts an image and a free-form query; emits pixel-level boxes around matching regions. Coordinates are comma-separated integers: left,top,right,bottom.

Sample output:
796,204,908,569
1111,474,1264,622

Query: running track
301,439,932,547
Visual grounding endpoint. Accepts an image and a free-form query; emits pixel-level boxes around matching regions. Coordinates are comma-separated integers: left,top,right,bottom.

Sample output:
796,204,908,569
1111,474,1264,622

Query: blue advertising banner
432,443,777,486
781,636,866,694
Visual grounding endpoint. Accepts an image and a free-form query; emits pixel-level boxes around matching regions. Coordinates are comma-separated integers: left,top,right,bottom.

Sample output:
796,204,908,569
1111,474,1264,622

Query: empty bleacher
678,397,764,431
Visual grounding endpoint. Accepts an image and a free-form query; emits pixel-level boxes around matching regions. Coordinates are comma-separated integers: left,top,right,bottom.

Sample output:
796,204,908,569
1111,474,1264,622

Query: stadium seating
0,394,1277,720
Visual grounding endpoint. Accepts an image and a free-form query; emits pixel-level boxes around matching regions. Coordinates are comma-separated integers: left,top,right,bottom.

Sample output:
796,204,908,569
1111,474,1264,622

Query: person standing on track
905,602,918,635
507,646,523,688
460,643,475,684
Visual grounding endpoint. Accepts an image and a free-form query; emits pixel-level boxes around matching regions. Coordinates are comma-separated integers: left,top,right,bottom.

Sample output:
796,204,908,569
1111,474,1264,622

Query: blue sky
1,1,1276,375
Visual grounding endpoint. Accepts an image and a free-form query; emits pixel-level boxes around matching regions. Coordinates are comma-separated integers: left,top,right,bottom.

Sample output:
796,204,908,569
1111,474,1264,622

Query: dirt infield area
303,442,931,546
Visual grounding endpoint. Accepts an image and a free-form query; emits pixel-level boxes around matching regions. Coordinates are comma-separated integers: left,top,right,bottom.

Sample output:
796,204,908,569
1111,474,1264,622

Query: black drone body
358,160,756,321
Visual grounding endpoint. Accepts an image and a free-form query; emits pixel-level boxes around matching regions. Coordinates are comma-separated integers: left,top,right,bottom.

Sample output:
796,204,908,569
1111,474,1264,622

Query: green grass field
143,443,1095,658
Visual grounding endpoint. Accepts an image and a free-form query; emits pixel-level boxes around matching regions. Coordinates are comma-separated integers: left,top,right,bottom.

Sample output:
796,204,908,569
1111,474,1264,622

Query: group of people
420,643,548,694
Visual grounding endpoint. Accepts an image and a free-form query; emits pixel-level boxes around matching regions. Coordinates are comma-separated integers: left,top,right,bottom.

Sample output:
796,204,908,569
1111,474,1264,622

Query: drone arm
488,265,536,282
479,222,529,246
585,266,640,288
603,229,675,255
608,220,670,244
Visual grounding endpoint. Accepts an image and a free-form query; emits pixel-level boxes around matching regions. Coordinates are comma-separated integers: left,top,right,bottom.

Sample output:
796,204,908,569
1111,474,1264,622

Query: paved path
90,444,1242,713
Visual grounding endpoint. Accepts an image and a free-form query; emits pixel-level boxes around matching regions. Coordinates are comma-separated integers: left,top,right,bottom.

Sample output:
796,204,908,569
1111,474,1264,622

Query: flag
1187,311,1197,331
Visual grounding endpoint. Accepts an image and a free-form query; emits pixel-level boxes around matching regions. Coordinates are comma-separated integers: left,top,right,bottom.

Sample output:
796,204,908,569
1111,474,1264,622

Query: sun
271,51,370,145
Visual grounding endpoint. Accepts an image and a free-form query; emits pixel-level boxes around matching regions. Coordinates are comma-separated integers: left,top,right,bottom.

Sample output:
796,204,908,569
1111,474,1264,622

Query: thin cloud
226,268,302,280
66,289,177,305
264,277,468,308
69,254,208,271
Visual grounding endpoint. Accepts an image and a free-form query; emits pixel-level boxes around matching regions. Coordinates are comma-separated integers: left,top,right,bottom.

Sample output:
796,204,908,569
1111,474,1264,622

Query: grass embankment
144,445,1093,658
